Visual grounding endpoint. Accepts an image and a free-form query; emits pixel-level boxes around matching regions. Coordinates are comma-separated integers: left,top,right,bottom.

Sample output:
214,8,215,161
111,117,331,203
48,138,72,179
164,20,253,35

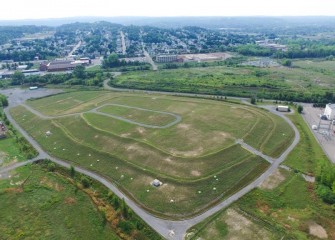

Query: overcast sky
1,0,335,20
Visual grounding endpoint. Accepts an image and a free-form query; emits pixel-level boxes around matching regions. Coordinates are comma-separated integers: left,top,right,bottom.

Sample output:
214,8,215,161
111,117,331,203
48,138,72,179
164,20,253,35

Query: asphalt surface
142,46,158,71
93,103,182,129
68,41,82,57
301,103,335,164
236,139,274,164
0,86,300,240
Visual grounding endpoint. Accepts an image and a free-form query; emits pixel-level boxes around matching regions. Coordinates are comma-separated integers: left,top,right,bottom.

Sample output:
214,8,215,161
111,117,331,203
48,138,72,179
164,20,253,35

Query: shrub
118,220,134,234
47,162,56,172
316,184,335,204
81,176,91,188
250,96,256,105
69,165,75,178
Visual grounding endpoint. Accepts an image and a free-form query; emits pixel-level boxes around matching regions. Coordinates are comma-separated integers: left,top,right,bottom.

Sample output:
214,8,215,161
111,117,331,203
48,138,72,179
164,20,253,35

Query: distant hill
1,16,335,29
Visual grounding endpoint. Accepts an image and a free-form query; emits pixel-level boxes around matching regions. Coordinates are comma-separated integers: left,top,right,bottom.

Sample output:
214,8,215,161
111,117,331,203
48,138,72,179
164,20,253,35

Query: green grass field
10,91,295,218
0,137,26,167
284,113,329,175
111,61,335,101
188,110,335,240
0,164,120,240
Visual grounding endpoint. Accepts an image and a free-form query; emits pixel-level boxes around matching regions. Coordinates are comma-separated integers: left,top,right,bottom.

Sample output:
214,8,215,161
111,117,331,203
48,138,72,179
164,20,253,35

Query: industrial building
156,55,178,63
40,60,83,72
324,103,335,120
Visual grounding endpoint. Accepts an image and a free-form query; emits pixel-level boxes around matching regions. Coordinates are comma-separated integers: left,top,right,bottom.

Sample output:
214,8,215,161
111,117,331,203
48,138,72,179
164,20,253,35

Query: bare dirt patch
224,209,270,240
177,123,191,130
137,127,146,134
309,222,328,239
0,172,10,180
170,147,204,157
191,170,201,176
64,197,77,205
259,169,286,190
121,133,131,138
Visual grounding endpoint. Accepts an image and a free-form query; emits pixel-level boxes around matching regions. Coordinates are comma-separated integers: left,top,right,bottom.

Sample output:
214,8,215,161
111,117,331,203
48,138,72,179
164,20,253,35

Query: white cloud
1,0,335,20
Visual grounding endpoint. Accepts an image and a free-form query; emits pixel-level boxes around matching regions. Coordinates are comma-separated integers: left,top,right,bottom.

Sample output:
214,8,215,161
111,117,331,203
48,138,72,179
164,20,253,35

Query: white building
324,103,335,120
277,105,289,112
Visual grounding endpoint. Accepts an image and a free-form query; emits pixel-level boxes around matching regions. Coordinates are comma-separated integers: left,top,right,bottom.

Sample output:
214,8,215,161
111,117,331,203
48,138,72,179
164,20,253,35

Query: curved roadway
21,103,182,129
1,85,300,240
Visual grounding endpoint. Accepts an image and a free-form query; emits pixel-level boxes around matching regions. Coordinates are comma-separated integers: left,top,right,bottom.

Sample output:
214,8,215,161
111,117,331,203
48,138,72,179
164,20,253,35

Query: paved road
236,139,274,164
21,102,182,129
68,41,82,57
1,87,300,240
142,46,158,71
0,159,40,174
93,104,182,129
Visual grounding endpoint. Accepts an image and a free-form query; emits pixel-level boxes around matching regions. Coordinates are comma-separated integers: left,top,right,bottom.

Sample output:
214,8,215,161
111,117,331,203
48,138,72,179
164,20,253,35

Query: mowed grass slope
26,93,294,158
97,104,177,126
14,91,295,217
10,105,268,217
0,165,119,240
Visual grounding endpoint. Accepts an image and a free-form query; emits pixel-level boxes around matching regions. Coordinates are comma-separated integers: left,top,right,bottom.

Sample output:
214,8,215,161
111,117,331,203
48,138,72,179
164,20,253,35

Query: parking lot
0,88,63,107
302,104,335,164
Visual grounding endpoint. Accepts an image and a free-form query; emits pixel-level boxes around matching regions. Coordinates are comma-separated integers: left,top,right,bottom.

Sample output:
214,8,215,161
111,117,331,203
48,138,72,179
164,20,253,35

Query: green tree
121,198,129,219
250,96,256,105
11,71,25,85
282,59,292,67
297,105,303,114
0,94,8,107
70,165,76,178
73,65,86,79
102,54,119,68
81,176,90,188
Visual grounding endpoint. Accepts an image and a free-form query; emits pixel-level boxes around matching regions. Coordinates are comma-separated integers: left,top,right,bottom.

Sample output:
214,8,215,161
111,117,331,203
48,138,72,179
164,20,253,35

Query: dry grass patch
224,209,270,240
64,197,77,205
259,169,286,190
170,147,204,157
40,176,64,192
191,170,201,176
4,187,23,193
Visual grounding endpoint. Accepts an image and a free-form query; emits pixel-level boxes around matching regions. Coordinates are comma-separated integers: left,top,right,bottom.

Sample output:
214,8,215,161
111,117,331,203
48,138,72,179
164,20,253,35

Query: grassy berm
0,162,162,240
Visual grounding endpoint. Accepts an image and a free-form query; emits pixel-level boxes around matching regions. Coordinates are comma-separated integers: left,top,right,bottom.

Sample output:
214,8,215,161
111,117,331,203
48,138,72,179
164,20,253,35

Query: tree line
102,53,148,69
10,66,105,87
235,43,335,59
316,160,335,204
